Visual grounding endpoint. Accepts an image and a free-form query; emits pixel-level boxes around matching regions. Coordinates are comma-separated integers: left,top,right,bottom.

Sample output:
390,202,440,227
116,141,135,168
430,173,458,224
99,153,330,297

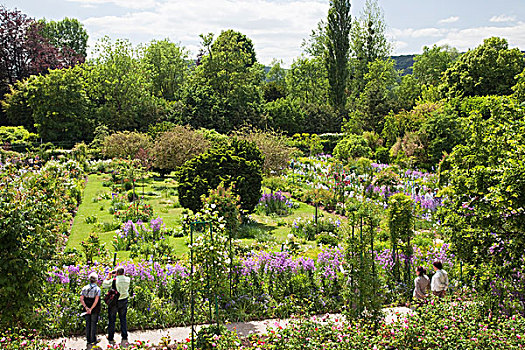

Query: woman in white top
431,261,449,297
413,266,430,300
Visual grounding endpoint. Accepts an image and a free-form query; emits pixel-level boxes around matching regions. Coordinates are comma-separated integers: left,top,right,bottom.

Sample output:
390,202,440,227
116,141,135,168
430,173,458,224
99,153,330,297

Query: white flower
211,204,216,209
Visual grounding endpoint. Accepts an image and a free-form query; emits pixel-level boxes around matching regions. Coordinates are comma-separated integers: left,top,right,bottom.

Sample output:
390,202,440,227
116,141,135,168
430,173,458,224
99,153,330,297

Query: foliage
286,56,328,106
141,39,190,101
37,17,88,63
177,138,263,213
182,30,264,133
349,0,392,97
291,216,341,241
235,128,295,175
0,126,37,151
263,98,304,135
85,37,163,132
80,232,108,265
289,133,323,156
387,193,414,288
0,158,85,326
114,201,154,223
333,133,372,162
440,95,525,285
441,37,525,97
325,0,351,114
201,183,241,235
413,44,459,86
151,125,210,173
102,131,151,159
0,328,66,350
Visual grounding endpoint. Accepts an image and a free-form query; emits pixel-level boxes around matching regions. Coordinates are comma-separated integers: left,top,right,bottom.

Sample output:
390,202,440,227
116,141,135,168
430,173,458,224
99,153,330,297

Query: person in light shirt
80,272,101,348
431,261,449,298
102,266,131,345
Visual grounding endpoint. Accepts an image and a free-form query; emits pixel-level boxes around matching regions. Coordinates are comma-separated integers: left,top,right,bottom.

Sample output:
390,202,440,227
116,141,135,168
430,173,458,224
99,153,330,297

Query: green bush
102,131,150,159
333,134,372,162
177,138,263,213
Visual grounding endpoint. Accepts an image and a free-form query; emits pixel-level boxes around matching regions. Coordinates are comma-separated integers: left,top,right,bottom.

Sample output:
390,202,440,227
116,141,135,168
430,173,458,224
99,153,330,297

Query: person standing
431,261,449,298
80,272,101,348
413,266,430,300
103,266,131,345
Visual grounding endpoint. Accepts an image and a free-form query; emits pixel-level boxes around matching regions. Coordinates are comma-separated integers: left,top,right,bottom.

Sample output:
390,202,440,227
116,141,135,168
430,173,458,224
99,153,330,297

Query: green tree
348,58,398,133
441,95,525,280
2,65,93,143
85,37,163,132
285,56,328,105
413,44,459,86
263,59,287,102
441,37,525,97
142,39,190,101
183,30,264,133
38,17,88,63
325,0,351,114
349,0,391,97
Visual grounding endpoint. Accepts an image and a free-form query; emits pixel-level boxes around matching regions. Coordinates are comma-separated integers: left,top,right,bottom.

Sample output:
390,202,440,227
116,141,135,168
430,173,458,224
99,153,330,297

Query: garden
1,2,525,349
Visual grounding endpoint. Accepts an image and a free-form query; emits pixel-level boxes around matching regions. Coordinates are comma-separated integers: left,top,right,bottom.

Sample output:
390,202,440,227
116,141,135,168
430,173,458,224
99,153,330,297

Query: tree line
1,2,525,171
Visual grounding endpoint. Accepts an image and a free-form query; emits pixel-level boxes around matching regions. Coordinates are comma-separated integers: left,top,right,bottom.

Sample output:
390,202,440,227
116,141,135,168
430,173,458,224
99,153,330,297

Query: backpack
103,279,120,308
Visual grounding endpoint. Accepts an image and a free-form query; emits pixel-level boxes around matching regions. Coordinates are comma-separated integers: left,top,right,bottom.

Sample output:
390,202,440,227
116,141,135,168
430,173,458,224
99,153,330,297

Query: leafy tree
393,74,422,111
0,6,69,124
349,0,391,97
37,17,88,65
347,58,398,133
264,98,304,134
151,125,210,173
235,128,296,175
142,39,190,101
7,66,93,143
441,37,525,97
285,56,328,105
440,95,525,280
413,44,459,86
102,131,151,159
183,31,264,133
263,59,287,102
325,0,351,114
84,37,164,131
177,138,263,213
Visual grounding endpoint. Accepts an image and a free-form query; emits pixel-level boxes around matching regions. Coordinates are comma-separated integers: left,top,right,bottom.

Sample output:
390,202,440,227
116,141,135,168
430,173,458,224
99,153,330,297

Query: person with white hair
80,272,101,348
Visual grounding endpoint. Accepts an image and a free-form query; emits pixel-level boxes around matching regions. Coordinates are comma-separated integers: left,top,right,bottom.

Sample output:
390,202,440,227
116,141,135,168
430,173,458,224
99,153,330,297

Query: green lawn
68,174,340,262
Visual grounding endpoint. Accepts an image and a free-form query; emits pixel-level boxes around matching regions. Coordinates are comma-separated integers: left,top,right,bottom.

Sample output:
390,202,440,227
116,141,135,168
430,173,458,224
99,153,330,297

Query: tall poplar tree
325,0,351,115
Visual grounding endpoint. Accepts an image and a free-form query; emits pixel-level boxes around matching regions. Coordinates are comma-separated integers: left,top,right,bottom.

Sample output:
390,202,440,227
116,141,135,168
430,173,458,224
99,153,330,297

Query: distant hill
391,54,415,75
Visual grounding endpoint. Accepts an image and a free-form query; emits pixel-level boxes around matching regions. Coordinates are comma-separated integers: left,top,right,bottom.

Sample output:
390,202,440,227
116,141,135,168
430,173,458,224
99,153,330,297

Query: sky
4,0,525,66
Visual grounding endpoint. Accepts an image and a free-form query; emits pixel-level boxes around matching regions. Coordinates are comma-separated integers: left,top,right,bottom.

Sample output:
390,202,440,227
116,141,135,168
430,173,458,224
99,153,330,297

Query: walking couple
80,266,131,349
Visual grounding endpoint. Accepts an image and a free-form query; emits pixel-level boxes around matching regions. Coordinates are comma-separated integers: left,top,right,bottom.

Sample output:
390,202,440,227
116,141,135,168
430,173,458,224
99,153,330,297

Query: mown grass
68,175,340,262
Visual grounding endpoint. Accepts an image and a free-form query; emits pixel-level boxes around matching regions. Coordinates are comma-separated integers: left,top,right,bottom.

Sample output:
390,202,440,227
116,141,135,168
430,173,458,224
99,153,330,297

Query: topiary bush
177,138,263,213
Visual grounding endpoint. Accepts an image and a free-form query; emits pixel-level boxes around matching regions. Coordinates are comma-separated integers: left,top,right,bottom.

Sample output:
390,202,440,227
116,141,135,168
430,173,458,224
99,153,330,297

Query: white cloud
490,15,517,23
434,22,525,51
67,0,157,10
81,0,329,66
391,27,447,38
438,16,459,24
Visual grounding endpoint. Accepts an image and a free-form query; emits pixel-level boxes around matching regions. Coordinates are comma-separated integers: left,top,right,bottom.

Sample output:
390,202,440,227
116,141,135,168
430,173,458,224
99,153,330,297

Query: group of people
413,261,449,301
80,266,131,348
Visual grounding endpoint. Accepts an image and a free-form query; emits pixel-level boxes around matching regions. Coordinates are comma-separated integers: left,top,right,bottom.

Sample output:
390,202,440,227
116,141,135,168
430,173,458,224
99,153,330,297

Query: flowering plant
256,191,296,216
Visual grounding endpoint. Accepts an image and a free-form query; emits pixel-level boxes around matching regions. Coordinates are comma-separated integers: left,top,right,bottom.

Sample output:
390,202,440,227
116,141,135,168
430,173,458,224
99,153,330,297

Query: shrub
177,138,263,213
102,131,150,159
236,129,295,175
151,125,211,174
0,126,37,151
319,132,344,154
333,134,372,162
291,216,341,241
114,201,154,222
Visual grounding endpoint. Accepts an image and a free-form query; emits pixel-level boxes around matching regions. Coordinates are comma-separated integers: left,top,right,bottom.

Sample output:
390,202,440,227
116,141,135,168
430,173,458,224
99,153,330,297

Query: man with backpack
102,266,131,346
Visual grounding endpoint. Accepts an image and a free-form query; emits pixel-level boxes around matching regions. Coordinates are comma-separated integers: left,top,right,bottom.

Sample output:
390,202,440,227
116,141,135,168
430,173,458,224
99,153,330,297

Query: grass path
68,175,341,262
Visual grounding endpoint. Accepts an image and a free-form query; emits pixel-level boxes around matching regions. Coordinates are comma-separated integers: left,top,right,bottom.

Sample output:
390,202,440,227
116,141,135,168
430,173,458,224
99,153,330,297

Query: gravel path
49,307,413,350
